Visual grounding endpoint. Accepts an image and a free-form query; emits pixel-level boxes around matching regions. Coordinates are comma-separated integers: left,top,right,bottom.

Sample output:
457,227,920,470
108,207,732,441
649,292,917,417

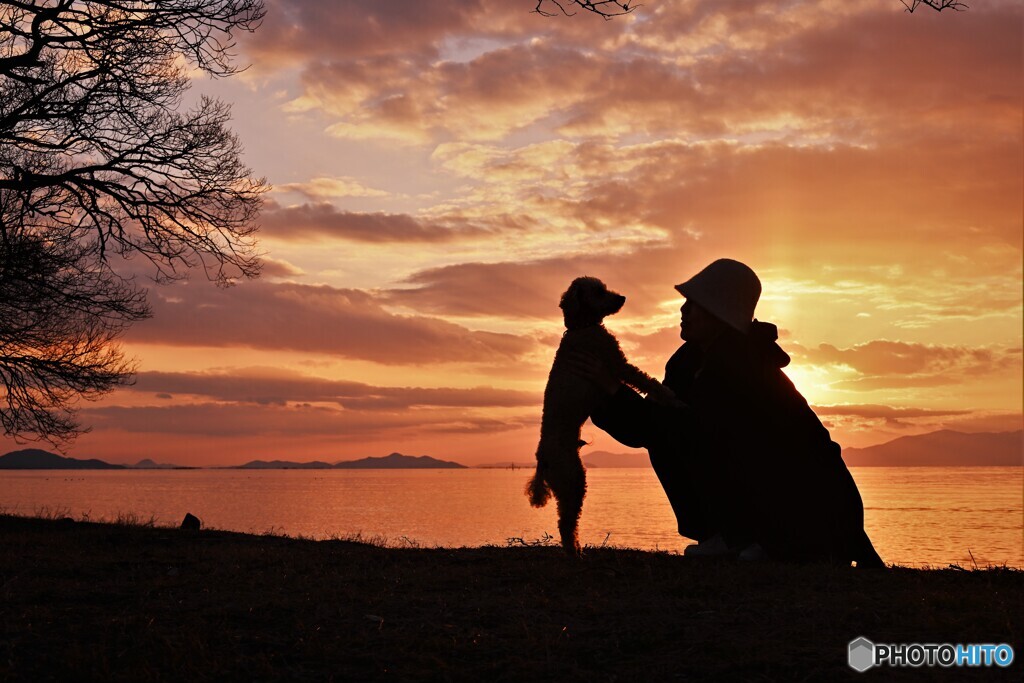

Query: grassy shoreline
1,514,1020,681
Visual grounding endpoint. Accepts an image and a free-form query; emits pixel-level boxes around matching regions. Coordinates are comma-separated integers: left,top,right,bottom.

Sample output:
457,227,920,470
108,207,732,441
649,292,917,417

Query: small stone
180,512,201,530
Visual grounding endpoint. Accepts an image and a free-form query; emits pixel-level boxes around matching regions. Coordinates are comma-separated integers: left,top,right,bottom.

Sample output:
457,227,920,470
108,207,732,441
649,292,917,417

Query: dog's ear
559,281,581,317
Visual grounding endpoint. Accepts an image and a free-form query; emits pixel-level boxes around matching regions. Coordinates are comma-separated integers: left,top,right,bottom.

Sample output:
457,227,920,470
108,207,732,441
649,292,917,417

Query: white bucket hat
675,259,761,333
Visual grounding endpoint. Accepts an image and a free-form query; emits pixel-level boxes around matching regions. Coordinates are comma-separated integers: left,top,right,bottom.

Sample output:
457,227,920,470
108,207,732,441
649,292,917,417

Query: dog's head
559,276,626,330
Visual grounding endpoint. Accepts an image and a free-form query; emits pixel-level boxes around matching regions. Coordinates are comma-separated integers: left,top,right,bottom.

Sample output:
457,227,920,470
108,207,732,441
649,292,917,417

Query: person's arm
590,384,658,448
561,350,661,449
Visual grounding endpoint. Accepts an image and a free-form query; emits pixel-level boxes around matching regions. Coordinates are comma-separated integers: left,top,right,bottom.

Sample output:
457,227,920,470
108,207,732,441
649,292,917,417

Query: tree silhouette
0,222,148,442
0,0,267,445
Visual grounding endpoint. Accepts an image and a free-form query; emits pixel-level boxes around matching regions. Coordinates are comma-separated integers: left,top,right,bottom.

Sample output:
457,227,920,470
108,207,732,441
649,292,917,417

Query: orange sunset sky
5,0,1021,467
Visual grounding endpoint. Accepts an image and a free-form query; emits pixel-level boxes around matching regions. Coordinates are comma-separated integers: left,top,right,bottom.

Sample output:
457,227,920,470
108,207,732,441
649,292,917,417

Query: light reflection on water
1,467,1020,567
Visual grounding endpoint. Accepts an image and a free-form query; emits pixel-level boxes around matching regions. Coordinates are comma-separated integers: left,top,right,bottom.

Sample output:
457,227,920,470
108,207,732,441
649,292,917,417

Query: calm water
1,467,1020,567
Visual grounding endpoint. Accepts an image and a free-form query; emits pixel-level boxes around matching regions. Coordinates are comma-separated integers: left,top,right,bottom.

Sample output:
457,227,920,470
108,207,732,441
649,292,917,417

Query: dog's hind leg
552,459,586,557
556,491,584,557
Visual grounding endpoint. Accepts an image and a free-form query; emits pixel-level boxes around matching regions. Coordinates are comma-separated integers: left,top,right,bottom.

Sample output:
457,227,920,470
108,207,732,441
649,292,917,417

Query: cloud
813,404,971,420
259,200,484,243
813,402,980,434
384,247,696,320
241,1,1020,306
251,0,484,64
130,368,538,410
129,279,535,364
91,0,1019,464
244,2,1021,148
804,340,1001,375
81,402,532,438
406,130,1019,292
260,256,306,278
276,177,390,199
794,340,1020,389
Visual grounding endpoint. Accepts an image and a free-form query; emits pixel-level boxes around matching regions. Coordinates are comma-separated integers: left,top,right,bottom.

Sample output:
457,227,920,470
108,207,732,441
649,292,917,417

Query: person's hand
561,350,620,395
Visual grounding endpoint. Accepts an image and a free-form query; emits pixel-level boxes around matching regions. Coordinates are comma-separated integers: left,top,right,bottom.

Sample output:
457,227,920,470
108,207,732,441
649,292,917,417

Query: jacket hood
749,319,791,369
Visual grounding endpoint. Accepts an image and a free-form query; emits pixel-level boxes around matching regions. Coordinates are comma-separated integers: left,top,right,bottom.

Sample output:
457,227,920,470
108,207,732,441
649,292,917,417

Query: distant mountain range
235,453,467,469
841,430,1022,467
571,430,1023,469
0,449,466,470
2,431,1019,469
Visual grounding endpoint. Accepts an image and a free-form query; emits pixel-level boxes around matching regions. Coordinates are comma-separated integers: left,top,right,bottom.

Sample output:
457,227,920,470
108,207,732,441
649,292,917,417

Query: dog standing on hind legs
527,277,683,556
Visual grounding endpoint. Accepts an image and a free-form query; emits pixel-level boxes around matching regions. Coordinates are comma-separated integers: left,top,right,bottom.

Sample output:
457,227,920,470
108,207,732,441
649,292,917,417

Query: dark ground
0,514,1019,682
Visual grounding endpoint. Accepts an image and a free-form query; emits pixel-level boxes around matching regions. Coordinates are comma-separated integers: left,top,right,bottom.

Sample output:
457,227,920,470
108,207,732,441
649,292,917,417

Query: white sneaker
683,534,731,557
738,543,767,562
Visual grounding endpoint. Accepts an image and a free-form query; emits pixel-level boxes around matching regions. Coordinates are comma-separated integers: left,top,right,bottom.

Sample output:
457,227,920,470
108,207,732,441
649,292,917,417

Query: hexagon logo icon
849,637,875,672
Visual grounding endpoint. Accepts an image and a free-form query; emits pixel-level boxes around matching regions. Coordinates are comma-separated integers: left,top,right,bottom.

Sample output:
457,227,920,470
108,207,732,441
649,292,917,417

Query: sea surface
1,466,1021,567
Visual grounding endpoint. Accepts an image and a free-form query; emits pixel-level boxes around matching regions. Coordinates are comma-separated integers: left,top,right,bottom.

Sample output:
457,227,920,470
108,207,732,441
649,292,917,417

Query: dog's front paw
648,384,687,409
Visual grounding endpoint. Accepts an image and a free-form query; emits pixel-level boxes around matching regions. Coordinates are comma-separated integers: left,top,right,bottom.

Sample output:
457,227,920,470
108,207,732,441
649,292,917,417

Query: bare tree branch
0,219,149,445
0,1,267,444
533,0,639,19
900,0,969,12
533,1,969,18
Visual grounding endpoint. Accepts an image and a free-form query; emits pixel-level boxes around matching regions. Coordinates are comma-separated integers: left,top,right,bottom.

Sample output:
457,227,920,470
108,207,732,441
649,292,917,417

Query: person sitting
573,258,884,567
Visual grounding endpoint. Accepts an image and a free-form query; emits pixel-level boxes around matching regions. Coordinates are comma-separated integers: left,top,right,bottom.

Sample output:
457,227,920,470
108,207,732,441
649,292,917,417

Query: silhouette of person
573,259,884,566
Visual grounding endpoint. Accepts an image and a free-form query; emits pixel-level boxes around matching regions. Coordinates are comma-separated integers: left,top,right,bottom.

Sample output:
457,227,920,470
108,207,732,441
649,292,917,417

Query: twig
507,531,557,547
533,1,639,19
900,0,969,12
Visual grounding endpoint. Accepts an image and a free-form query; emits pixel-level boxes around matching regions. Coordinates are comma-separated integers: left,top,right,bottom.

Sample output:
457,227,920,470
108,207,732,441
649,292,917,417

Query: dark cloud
259,200,482,243
128,279,535,364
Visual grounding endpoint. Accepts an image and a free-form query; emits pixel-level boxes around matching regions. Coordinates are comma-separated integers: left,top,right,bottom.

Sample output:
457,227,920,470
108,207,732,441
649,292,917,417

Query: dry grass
0,514,1019,682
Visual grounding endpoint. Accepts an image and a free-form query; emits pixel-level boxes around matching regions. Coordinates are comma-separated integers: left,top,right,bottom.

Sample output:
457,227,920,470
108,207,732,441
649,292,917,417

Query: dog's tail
526,466,551,508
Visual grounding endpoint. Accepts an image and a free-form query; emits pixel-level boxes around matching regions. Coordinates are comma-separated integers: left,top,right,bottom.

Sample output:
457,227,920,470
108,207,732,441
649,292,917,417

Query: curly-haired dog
527,276,682,556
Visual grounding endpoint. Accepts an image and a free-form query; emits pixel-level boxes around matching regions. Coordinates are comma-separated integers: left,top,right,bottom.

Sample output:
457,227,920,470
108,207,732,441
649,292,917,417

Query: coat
591,320,874,563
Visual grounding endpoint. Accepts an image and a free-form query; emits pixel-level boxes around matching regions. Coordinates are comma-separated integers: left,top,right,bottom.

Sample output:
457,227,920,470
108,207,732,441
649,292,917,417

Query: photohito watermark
848,637,1014,672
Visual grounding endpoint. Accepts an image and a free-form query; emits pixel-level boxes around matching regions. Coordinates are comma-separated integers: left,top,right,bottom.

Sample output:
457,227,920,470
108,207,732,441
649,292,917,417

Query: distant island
235,453,467,470
235,459,336,470
134,458,189,470
0,450,198,470
0,449,126,470
584,451,650,468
